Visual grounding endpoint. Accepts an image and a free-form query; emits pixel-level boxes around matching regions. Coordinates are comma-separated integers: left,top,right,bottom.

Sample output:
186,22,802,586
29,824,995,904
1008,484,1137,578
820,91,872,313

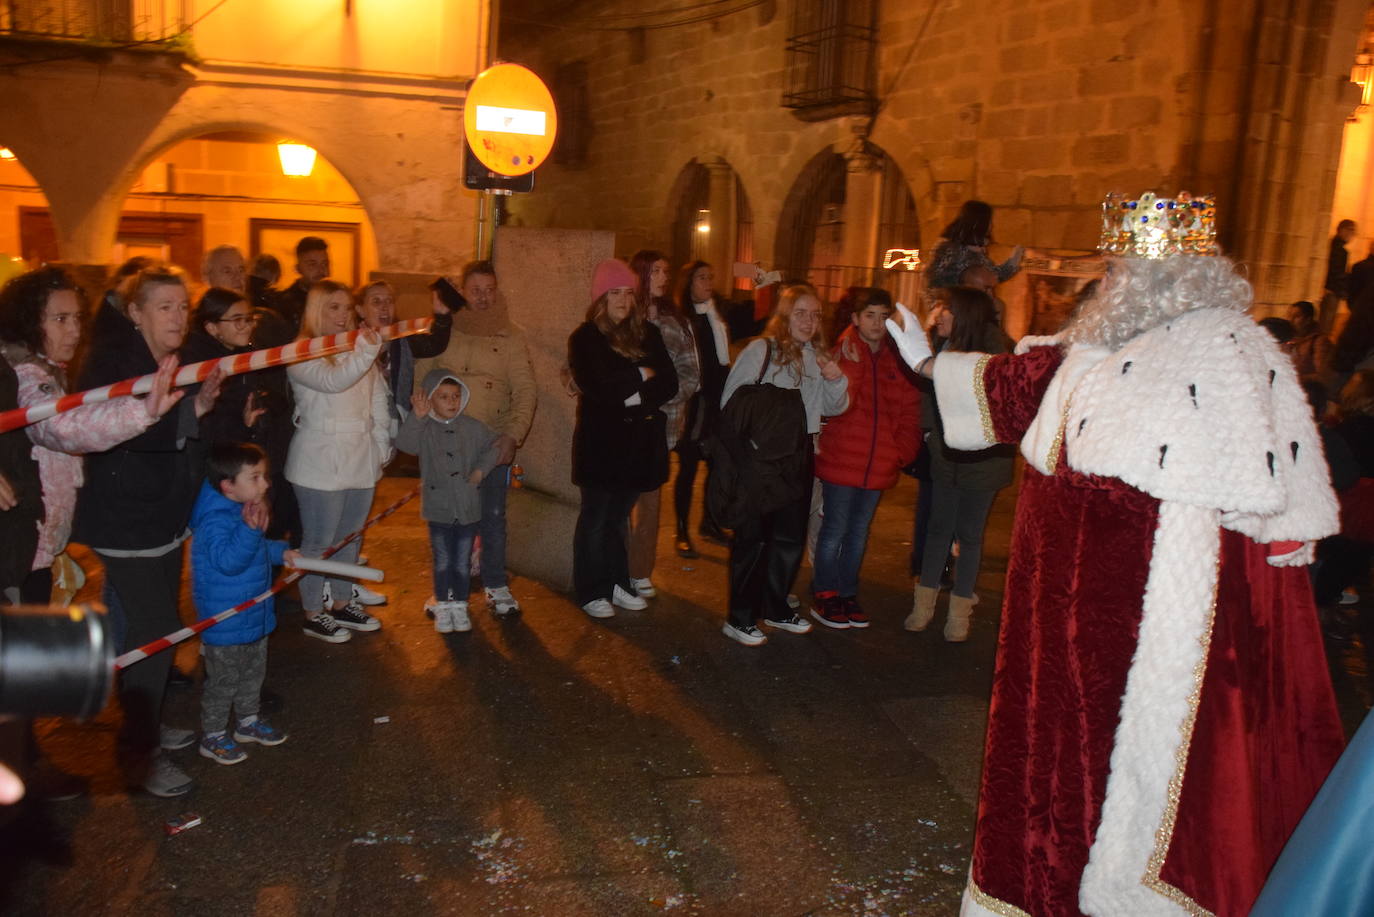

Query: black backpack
707,340,809,529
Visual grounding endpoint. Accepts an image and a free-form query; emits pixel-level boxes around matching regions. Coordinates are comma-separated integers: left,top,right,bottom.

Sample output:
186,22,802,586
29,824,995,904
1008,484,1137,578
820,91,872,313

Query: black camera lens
0,605,113,719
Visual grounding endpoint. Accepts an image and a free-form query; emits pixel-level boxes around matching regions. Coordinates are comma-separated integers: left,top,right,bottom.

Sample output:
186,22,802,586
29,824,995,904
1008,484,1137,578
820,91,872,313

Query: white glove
885,302,933,371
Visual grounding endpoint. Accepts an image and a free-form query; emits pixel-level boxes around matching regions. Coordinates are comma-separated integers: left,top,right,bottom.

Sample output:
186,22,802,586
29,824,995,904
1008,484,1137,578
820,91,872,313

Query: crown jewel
1099,191,1217,258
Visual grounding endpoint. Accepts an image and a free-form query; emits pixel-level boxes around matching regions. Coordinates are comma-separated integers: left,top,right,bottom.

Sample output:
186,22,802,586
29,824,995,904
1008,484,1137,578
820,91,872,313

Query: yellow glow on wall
0,148,15,161
277,142,318,177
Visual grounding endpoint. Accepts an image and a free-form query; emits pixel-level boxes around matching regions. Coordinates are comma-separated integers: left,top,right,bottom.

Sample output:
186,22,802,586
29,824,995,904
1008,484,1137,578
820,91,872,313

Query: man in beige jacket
416,261,536,616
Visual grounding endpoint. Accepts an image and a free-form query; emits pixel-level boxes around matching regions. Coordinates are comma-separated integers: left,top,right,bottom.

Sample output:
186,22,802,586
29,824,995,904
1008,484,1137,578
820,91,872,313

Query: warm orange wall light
0,148,16,161
277,142,318,177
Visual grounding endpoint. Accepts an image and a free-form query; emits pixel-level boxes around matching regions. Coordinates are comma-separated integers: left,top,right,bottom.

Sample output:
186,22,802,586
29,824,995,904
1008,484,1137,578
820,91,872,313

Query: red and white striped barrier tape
113,485,420,669
0,317,433,434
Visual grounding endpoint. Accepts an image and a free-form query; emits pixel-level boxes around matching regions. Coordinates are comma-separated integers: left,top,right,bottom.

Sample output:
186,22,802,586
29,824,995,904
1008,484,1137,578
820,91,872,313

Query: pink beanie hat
591,258,638,300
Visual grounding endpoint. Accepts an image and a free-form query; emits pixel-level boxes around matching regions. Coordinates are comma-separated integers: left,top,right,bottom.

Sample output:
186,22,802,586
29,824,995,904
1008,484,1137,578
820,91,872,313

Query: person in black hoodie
72,268,224,798
568,259,677,619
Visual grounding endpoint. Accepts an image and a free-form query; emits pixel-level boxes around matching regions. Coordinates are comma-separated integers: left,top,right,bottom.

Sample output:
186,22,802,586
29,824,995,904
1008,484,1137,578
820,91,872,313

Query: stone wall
502,0,1371,310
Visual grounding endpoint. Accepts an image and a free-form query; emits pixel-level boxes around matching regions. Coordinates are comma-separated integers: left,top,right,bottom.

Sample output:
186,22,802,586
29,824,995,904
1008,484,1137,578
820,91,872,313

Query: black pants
673,438,718,532
573,486,639,606
102,549,184,755
728,452,813,628
18,567,52,605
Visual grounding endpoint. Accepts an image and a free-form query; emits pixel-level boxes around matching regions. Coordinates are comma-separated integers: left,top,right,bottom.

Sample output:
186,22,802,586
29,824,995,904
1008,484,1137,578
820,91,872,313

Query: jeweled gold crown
1099,191,1217,258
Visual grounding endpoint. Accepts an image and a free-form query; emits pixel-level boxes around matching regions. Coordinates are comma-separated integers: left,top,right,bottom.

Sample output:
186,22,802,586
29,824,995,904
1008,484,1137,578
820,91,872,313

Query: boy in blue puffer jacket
189,442,300,766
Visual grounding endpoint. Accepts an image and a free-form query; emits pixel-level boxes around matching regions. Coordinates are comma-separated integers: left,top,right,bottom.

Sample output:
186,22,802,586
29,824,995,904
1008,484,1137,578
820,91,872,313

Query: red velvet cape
966,350,1345,917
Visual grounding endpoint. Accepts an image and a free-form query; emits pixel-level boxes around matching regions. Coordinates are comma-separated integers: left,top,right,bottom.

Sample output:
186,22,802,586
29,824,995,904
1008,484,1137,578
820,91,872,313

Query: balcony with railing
781,0,877,121
0,0,186,46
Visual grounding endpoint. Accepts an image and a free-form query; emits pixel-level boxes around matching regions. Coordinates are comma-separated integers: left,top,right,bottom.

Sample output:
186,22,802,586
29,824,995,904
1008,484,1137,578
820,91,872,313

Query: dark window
552,60,591,168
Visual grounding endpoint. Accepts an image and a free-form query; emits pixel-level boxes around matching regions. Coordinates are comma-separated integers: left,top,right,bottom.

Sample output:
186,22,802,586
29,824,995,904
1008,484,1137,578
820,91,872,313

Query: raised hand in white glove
885,302,933,372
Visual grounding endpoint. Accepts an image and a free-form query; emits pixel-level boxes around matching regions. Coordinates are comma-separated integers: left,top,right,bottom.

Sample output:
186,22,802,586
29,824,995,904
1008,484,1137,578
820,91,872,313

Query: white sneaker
612,584,648,610
582,598,615,618
630,577,656,598
450,600,472,632
485,586,521,616
352,583,387,606
433,603,455,634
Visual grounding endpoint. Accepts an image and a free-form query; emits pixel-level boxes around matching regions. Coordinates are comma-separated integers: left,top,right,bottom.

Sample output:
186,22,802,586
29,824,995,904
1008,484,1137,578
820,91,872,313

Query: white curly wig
1062,255,1252,352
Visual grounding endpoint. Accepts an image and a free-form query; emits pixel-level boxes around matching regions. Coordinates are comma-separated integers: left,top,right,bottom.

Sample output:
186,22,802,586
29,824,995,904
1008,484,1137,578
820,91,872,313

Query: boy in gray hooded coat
397,369,503,633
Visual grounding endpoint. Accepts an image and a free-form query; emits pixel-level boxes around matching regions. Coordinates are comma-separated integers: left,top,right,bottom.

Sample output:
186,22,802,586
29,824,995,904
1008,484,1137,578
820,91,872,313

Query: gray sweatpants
201,639,268,735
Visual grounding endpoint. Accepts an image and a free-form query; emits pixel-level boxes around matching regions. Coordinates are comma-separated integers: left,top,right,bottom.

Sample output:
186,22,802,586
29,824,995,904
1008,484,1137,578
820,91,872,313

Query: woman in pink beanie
567,259,679,618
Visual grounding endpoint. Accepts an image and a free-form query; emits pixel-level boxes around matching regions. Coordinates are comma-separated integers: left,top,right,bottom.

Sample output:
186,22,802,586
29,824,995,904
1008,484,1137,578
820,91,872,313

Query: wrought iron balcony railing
781,0,877,116
0,0,185,46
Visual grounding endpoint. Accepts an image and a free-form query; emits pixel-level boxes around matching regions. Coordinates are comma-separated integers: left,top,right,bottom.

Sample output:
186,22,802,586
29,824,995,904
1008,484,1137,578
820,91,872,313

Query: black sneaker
763,613,814,634
303,613,352,643
332,601,381,632
722,621,767,646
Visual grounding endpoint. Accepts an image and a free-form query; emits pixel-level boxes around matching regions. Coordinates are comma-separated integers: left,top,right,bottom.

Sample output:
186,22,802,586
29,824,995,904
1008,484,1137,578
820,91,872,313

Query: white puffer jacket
285,336,392,491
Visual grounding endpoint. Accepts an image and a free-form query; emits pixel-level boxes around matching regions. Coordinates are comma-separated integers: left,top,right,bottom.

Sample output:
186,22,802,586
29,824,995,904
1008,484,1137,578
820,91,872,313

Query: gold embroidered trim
973,353,996,445
1046,390,1074,474
967,879,1034,917
1139,559,1221,917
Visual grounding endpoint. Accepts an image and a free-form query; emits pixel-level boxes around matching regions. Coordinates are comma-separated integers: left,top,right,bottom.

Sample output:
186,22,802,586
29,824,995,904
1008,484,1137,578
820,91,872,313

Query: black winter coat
0,356,42,589
71,306,206,551
568,321,678,492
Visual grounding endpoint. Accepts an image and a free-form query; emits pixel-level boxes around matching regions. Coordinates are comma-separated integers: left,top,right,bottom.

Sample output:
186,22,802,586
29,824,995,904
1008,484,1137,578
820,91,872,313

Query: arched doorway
0,144,53,275
774,142,919,304
18,131,378,290
666,156,754,293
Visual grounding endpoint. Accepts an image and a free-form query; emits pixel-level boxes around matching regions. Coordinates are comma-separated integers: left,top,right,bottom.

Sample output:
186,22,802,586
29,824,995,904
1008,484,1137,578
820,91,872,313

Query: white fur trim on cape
1059,308,1337,543
1079,501,1220,916
1020,343,1111,474
1014,332,1063,355
934,351,998,450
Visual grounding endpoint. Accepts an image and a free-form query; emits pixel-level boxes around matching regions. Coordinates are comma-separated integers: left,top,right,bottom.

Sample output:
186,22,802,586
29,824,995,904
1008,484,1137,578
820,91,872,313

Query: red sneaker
810,592,850,629
841,596,869,629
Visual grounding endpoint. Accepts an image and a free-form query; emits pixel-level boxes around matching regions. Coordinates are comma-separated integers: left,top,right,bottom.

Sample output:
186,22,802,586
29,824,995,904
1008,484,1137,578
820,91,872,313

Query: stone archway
108,128,379,287
664,155,754,294
772,140,919,302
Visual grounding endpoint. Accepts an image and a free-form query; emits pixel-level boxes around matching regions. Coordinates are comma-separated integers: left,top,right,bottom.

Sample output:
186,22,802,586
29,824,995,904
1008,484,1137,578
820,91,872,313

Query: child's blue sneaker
199,734,248,765
233,719,288,746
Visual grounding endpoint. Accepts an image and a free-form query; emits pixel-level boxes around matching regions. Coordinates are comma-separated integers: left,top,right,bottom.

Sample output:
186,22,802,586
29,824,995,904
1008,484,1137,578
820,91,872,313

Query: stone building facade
500,0,1373,318
0,0,490,297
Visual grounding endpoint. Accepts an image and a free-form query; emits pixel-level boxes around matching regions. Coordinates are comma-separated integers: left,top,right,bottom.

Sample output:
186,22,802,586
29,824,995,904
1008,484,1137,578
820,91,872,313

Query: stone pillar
841,145,883,274
491,226,616,591
703,156,735,292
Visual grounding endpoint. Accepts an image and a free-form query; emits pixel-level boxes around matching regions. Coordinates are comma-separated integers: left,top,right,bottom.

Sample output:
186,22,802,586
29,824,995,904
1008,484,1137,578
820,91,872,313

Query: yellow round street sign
464,63,558,178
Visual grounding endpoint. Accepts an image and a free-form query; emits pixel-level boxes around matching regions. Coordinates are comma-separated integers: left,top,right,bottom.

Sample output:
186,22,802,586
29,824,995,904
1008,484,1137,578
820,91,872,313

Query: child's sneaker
434,602,455,633
199,734,248,765
233,719,288,746
449,601,473,632
351,583,387,606
810,593,850,629
485,586,521,617
841,596,870,629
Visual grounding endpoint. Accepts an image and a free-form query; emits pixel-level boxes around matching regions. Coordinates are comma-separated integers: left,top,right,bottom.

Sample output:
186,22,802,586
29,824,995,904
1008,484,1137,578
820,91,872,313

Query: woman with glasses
184,287,267,447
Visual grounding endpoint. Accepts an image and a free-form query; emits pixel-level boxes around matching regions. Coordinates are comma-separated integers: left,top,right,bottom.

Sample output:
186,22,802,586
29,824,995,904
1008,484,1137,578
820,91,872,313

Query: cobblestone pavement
3,466,1367,915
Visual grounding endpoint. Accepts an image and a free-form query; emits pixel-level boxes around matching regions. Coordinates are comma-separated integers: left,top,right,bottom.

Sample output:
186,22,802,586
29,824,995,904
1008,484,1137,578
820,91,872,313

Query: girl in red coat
811,289,921,627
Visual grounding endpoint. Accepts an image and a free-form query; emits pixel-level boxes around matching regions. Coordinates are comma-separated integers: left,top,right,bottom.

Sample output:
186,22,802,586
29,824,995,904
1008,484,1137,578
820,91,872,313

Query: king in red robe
891,252,1346,917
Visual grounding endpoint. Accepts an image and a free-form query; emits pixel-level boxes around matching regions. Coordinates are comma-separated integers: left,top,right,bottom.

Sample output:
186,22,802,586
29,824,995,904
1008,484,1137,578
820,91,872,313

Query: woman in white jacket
287,281,391,643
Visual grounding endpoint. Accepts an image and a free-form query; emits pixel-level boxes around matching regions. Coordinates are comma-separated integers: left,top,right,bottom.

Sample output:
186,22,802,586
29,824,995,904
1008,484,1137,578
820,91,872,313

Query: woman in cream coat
287,280,390,643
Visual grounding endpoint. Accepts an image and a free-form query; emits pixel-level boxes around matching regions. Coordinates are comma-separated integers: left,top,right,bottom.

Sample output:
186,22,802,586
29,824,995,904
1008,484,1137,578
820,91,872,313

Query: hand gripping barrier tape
0,317,433,434
113,485,420,670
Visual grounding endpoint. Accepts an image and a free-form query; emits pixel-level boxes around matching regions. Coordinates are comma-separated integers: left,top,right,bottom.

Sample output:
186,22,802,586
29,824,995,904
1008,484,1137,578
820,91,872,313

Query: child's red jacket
815,327,921,490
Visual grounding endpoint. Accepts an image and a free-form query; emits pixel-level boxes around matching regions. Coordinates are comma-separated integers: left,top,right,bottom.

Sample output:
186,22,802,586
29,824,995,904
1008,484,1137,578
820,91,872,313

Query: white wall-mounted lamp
0,148,16,161
277,142,317,177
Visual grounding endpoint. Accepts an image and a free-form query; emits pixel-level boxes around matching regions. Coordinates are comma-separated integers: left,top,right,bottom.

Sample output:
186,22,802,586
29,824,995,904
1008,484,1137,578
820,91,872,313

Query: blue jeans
478,465,510,589
812,482,883,596
429,522,479,602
